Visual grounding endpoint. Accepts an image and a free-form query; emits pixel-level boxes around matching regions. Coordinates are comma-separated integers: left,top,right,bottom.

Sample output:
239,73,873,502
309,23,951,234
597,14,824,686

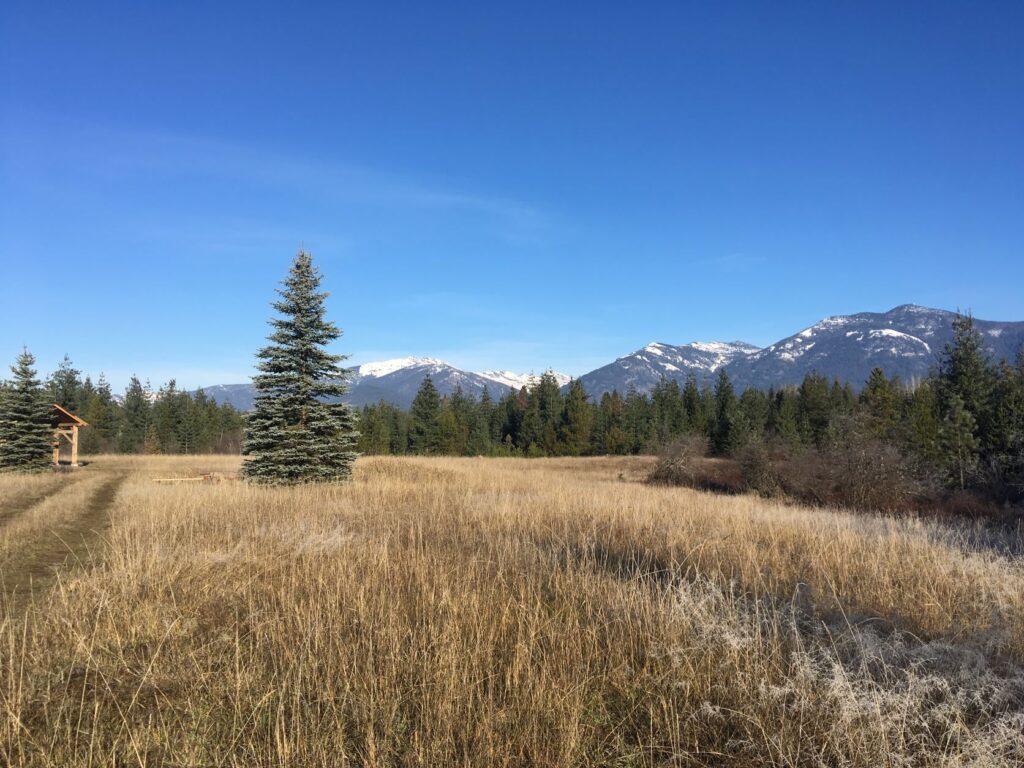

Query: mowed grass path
0,467,125,613
1,455,1023,766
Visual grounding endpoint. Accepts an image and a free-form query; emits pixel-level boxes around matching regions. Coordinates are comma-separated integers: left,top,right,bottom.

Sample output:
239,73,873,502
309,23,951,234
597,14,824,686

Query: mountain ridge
199,359,572,411
196,305,1024,409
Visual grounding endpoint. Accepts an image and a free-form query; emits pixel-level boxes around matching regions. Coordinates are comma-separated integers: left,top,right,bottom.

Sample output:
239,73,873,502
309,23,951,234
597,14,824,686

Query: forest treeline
4,314,1022,510
1,356,247,455
360,315,1024,511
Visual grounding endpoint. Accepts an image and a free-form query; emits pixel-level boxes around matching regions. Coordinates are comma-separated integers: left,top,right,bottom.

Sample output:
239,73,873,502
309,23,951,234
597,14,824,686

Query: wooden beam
71,425,78,465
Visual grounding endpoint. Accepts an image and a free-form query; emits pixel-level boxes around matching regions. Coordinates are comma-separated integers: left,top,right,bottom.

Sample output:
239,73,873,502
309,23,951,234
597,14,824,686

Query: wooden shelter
52,404,88,466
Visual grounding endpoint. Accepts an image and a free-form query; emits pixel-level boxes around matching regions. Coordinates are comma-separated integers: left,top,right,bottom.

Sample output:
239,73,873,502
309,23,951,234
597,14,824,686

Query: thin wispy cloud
1,114,547,235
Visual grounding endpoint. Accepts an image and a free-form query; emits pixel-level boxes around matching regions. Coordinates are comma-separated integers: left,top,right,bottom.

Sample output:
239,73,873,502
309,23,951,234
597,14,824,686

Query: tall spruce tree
711,369,738,455
48,354,82,410
561,378,594,456
941,393,979,490
242,251,359,483
118,376,150,453
409,375,442,454
81,375,117,454
936,314,994,443
0,350,54,471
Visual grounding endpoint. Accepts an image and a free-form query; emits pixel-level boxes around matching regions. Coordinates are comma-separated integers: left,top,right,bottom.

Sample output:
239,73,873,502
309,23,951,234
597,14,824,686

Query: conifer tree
119,376,150,453
769,388,801,448
143,423,162,454
561,378,594,456
409,375,442,453
937,314,994,443
358,402,394,455
622,386,651,454
467,387,495,455
597,391,627,454
77,376,96,416
940,393,979,490
532,372,564,455
444,386,473,455
738,387,770,439
711,369,739,455
152,380,183,453
682,374,704,435
81,375,117,454
48,354,82,410
906,381,941,465
861,367,901,439
797,372,832,448
242,251,359,483
0,350,54,471
651,377,685,445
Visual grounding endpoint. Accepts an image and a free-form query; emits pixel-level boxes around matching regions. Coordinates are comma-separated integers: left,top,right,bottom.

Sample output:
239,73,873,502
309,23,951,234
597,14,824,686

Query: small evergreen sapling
0,350,54,471
242,251,359,483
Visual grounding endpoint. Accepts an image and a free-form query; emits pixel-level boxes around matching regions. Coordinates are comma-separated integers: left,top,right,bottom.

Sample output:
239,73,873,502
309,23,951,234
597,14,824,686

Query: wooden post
71,425,79,466
53,441,60,465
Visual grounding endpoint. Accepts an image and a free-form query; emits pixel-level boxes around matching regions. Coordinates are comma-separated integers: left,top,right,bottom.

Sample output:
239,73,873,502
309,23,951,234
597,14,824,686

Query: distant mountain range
575,340,761,398
199,359,570,411
196,305,1024,410
578,305,1024,398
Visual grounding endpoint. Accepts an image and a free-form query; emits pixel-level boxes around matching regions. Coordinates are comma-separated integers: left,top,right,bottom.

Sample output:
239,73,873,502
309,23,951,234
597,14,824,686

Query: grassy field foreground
1,455,1023,766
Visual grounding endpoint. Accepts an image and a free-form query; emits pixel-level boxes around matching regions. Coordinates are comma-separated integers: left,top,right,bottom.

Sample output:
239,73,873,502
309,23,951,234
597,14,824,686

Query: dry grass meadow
1,454,1023,766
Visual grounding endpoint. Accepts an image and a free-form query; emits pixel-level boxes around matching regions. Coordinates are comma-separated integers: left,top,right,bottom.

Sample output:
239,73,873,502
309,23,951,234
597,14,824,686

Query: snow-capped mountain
480,370,572,389
195,305,1024,410
196,358,570,411
575,340,760,399
724,304,1024,390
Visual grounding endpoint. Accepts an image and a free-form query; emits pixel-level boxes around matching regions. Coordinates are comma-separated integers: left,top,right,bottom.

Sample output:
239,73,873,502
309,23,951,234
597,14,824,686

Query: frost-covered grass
1,455,1022,766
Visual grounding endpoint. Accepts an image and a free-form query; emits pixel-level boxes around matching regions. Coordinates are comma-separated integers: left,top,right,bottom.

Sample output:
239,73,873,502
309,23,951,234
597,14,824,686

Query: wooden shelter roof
52,403,88,428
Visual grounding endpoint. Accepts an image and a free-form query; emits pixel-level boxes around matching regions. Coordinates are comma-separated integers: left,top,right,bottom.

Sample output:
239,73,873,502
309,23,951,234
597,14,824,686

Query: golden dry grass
1,455,1022,766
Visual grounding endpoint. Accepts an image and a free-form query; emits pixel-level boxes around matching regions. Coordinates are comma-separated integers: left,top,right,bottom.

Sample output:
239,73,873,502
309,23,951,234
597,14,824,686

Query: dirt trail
0,472,126,613
0,476,82,528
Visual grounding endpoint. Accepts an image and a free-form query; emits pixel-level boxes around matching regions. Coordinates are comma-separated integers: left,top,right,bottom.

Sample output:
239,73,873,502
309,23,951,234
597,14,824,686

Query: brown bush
692,457,747,494
732,429,925,514
736,439,783,496
824,437,921,512
646,434,708,486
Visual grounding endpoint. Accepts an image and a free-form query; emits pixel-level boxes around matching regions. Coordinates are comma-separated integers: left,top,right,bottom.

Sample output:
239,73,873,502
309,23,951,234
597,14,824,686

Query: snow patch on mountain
358,357,444,378
481,370,572,389
577,339,762,399
867,328,931,353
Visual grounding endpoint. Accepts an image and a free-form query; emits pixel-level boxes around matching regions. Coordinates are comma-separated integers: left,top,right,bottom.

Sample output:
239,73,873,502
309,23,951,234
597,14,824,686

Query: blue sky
2,2,1022,392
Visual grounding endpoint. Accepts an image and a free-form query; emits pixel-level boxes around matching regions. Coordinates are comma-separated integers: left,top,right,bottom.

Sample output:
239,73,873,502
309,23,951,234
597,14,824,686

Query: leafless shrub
824,436,921,512
736,439,783,495
646,434,708,486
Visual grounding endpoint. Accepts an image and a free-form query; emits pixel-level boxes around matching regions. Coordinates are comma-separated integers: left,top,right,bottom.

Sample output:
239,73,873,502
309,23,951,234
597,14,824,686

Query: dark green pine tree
936,313,995,449
0,349,54,471
860,367,902,439
118,376,151,453
682,374,705,435
797,372,832,448
409,375,442,454
242,251,359,484
940,393,979,490
711,369,739,455
560,378,594,456
468,386,495,456
48,354,82,410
